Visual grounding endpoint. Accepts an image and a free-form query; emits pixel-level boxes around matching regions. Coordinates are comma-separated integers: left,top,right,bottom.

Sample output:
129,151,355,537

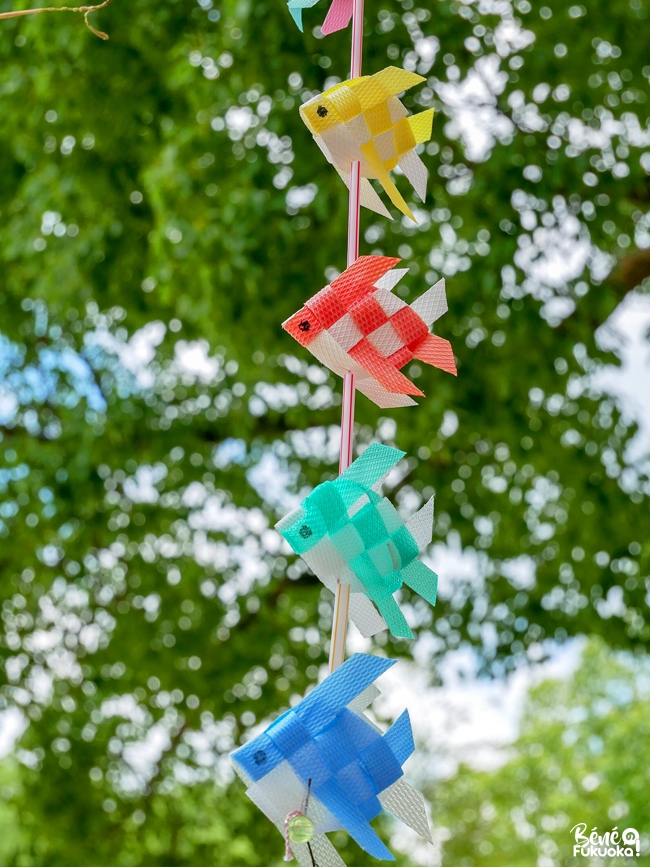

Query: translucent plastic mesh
299,68,433,220
282,254,457,407
379,777,433,843
276,444,438,639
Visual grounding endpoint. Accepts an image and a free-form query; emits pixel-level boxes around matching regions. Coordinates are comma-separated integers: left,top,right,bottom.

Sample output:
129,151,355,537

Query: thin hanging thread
283,778,314,862
327,0,364,676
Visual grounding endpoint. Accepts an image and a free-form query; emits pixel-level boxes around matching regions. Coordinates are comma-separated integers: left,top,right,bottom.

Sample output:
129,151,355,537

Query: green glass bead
288,814,314,845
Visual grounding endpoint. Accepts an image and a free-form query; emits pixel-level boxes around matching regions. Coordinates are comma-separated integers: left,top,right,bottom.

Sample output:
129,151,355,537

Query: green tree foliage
0,0,647,861
430,639,650,866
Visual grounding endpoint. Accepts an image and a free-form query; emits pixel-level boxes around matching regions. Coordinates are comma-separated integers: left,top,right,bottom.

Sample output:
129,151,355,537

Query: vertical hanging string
328,0,365,675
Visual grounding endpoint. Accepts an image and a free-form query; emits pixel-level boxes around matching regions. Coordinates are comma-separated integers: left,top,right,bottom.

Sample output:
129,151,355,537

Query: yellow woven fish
300,67,434,221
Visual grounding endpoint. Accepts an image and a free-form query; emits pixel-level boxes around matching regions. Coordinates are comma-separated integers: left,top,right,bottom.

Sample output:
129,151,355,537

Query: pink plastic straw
328,0,364,675
349,0,364,81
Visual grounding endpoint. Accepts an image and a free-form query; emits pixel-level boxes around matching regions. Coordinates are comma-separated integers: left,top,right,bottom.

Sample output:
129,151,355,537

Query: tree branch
0,0,114,40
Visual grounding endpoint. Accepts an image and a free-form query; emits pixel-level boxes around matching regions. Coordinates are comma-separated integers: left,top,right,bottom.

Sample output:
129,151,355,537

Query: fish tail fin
397,149,428,202
379,778,433,843
405,496,434,551
410,278,447,326
408,108,434,144
412,333,457,376
384,709,415,764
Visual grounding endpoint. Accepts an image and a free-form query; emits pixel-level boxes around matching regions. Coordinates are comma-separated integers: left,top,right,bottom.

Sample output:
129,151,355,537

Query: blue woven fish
231,654,431,865
276,443,438,640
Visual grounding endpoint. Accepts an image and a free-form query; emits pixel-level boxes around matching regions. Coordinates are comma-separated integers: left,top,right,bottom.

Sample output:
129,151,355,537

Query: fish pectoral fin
374,594,414,639
401,559,438,606
359,141,415,221
412,333,457,376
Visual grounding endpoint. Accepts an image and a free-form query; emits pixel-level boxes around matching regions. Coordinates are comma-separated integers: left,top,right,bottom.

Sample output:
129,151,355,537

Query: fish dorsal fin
373,267,409,292
297,653,395,733
353,67,425,110
340,442,405,491
405,496,434,551
322,76,368,97
347,683,381,712
330,255,399,306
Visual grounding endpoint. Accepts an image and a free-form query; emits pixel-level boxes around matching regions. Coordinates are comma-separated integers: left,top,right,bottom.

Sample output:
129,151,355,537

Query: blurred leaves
429,639,650,866
0,0,648,862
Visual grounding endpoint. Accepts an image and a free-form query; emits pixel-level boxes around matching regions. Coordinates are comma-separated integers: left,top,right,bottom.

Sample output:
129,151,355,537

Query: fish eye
298,320,310,332
253,750,267,765
316,105,328,118
299,525,313,539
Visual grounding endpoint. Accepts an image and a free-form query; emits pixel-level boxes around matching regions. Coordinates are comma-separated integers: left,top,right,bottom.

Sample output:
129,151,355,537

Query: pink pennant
321,0,353,34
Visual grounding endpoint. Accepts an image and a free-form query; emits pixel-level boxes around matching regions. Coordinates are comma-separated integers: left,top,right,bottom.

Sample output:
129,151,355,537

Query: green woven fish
276,443,437,639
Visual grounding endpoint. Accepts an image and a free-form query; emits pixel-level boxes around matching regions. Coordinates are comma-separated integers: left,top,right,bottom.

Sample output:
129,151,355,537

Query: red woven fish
283,256,456,408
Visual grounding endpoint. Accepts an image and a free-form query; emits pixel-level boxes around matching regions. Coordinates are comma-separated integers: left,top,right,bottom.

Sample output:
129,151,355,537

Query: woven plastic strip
329,255,398,306
410,278,448,325
286,0,352,35
286,0,319,31
300,68,435,221
281,256,457,408
321,0,352,33
232,654,431,862
293,834,347,867
276,443,439,640
379,777,433,843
